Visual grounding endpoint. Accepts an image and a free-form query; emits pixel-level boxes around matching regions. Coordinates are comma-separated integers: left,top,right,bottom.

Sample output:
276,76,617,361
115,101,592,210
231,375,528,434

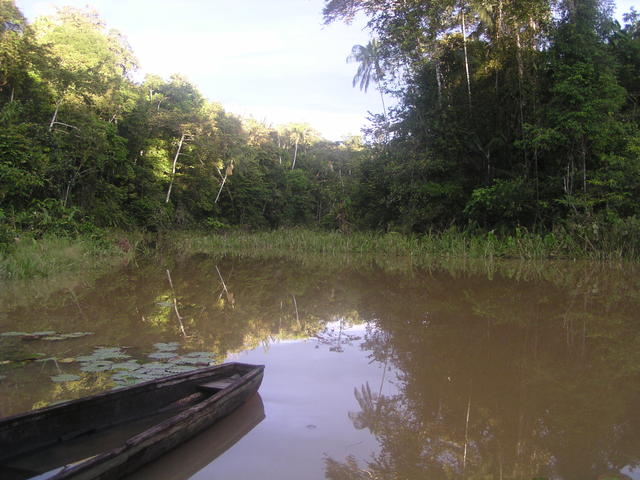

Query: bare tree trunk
497,0,503,39
165,133,186,203
291,136,299,170
63,165,84,207
277,133,282,165
515,32,525,133
63,180,72,208
460,2,472,108
495,0,503,93
581,139,587,194
378,86,387,120
435,61,443,107
215,170,228,203
49,100,61,131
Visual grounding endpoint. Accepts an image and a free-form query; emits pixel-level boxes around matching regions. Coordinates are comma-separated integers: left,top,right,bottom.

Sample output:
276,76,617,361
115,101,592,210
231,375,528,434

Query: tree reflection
3,256,640,478
326,265,640,480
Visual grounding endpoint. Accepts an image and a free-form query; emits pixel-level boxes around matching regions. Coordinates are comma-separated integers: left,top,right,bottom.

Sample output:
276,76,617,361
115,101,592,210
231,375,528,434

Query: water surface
1,256,639,479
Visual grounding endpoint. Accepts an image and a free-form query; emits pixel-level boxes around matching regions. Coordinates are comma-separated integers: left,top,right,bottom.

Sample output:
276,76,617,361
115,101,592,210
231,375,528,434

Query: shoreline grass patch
157,227,638,264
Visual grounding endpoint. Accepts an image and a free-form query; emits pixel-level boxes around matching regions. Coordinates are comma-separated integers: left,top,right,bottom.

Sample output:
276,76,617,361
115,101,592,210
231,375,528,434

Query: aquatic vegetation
0,235,132,281
34,344,218,389
111,361,140,371
148,352,177,360
0,331,93,341
0,331,217,400
0,332,29,337
51,374,81,383
160,228,640,266
80,361,114,373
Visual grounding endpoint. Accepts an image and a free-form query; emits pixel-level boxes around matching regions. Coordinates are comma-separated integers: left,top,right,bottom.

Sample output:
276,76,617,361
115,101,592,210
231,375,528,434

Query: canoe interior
126,393,265,480
0,363,262,480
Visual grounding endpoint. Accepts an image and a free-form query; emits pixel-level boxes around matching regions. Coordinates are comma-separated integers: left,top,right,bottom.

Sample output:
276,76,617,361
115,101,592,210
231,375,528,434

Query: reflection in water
326,269,640,480
127,393,265,480
1,257,640,479
166,269,187,337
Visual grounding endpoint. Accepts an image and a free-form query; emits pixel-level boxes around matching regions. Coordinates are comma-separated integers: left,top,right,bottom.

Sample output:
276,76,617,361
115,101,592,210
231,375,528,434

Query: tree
0,0,29,102
347,39,387,119
31,7,137,130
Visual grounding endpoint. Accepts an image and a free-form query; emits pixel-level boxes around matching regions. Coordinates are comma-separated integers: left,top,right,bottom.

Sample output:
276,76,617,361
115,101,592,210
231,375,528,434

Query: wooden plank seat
198,374,241,392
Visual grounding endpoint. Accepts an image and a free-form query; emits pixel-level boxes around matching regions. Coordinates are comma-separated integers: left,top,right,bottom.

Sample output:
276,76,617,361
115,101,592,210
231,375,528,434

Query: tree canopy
1,0,640,251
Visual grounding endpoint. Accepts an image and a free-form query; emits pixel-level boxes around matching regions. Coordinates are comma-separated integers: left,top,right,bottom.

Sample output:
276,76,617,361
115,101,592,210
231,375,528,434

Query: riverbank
158,227,637,263
0,233,140,281
1,227,636,284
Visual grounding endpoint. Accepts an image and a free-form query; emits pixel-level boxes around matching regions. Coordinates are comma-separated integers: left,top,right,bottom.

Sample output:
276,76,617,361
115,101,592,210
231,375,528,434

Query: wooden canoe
127,393,265,480
0,362,264,480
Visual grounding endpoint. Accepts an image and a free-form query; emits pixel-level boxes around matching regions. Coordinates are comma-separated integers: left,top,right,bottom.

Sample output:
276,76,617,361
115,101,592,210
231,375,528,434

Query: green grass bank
1,226,638,284
158,227,638,263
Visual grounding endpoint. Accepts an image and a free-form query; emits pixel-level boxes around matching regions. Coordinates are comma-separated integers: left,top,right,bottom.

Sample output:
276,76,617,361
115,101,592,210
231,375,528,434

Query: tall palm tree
347,39,387,120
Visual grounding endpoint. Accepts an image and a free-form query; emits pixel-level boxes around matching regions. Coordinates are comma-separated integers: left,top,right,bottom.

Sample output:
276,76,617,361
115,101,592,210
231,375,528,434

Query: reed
3,226,637,284
158,226,640,264
0,233,137,281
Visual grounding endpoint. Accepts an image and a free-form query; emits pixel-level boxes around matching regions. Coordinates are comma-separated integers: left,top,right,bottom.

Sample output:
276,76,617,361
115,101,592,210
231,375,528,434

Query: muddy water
1,256,640,480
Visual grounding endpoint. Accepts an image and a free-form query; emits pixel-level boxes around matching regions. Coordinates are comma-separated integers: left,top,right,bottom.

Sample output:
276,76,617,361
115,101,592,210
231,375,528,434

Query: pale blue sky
15,0,639,140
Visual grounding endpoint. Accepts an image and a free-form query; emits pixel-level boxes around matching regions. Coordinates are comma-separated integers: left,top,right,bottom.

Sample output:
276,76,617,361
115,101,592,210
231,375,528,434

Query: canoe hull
0,363,264,480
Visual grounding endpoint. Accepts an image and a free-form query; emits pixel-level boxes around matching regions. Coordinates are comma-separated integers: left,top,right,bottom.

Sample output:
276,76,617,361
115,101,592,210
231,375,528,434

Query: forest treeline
1,0,640,253
323,0,640,245
0,1,365,247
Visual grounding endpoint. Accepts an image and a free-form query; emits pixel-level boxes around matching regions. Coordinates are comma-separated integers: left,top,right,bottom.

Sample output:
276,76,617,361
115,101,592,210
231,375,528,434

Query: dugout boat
0,362,264,480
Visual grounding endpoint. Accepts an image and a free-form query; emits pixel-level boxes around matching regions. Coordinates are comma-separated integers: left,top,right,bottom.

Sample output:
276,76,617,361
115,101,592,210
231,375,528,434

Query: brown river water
1,255,639,479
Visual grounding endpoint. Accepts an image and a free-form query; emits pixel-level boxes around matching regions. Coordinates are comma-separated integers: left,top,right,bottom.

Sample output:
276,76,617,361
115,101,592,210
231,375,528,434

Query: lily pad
144,370,170,379
91,348,129,360
117,371,156,382
111,361,140,371
166,365,197,373
112,381,136,389
95,347,122,353
51,374,81,383
153,342,180,351
67,332,94,337
147,352,177,360
80,361,113,372
32,331,57,336
42,336,67,341
139,362,167,371
1,332,28,337
174,357,212,366
184,351,215,358
76,355,99,362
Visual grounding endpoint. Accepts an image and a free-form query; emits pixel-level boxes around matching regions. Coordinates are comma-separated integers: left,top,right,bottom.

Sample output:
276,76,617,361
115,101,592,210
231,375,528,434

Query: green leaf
148,352,177,360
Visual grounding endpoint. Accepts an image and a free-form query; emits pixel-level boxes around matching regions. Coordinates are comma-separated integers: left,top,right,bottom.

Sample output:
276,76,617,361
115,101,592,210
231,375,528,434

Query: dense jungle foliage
1,0,639,253
0,1,366,246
